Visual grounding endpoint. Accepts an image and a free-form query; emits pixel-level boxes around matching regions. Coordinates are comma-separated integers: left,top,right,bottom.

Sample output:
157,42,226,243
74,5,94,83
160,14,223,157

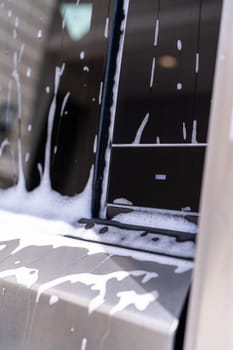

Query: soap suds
36,270,158,314
110,290,159,314
49,295,59,305
182,122,187,140
78,224,195,259
0,267,38,288
154,19,159,46
191,120,198,143
60,91,70,117
0,139,10,157
0,64,93,222
113,198,133,206
104,17,109,39
80,51,85,60
177,39,182,51
150,57,156,88
81,338,87,350
132,113,149,144
0,165,93,222
0,210,193,271
113,210,197,234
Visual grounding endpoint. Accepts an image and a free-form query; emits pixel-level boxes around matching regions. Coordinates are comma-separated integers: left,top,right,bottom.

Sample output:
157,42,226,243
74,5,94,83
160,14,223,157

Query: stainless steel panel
0,231,192,350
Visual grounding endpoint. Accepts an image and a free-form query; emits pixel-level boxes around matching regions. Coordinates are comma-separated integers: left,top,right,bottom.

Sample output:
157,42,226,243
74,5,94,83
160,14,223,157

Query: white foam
154,19,159,46
110,290,159,314
93,134,98,154
36,270,158,314
0,166,93,223
80,51,85,60
49,295,59,305
0,210,193,271
83,66,90,72
113,210,197,234
80,225,195,258
177,39,182,51
113,198,133,206
150,57,156,88
0,139,9,157
26,67,31,78
98,81,103,105
81,338,87,350
132,113,149,144
104,17,109,39
19,42,25,63
0,63,93,221
191,120,198,143
195,52,199,74
41,64,65,190
37,29,42,39
0,267,38,288
177,82,183,90
25,152,30,163
60,91,70,117
182,122,187,140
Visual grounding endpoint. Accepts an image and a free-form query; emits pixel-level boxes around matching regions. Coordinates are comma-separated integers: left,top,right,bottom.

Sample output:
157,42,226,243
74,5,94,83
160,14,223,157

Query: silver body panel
184,0,233,349
0,223,192,350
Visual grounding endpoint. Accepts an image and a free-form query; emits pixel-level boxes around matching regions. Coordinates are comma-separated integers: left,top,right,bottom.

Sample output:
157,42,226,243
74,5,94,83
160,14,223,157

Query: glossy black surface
108,147,205,212
113,0,222,144
106,0,222,214
29,0,114,195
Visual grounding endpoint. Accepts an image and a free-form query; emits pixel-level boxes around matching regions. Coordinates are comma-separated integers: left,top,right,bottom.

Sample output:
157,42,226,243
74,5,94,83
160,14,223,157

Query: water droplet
177,82,183,90
26,67,31,78
80,51,85,60
25,152,30,163
37,29,42,39
177,39,182,51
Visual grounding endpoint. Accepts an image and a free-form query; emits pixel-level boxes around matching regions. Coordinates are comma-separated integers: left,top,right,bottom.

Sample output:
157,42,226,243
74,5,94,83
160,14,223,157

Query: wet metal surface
0,230,192,350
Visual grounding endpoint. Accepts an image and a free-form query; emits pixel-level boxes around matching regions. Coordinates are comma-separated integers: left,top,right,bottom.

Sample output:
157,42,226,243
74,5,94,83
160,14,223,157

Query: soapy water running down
0,0,197,236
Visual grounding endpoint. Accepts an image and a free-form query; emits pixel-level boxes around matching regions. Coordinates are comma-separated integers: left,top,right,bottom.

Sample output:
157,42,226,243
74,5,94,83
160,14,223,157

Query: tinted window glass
105,0,222,214
0,0,113,197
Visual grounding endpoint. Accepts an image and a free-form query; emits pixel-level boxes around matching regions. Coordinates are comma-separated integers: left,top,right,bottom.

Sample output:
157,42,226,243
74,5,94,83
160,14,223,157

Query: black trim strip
79,217,196,243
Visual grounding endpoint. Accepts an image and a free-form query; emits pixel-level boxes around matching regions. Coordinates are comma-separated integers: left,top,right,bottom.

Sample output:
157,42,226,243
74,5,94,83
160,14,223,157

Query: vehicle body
0,0,231,349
